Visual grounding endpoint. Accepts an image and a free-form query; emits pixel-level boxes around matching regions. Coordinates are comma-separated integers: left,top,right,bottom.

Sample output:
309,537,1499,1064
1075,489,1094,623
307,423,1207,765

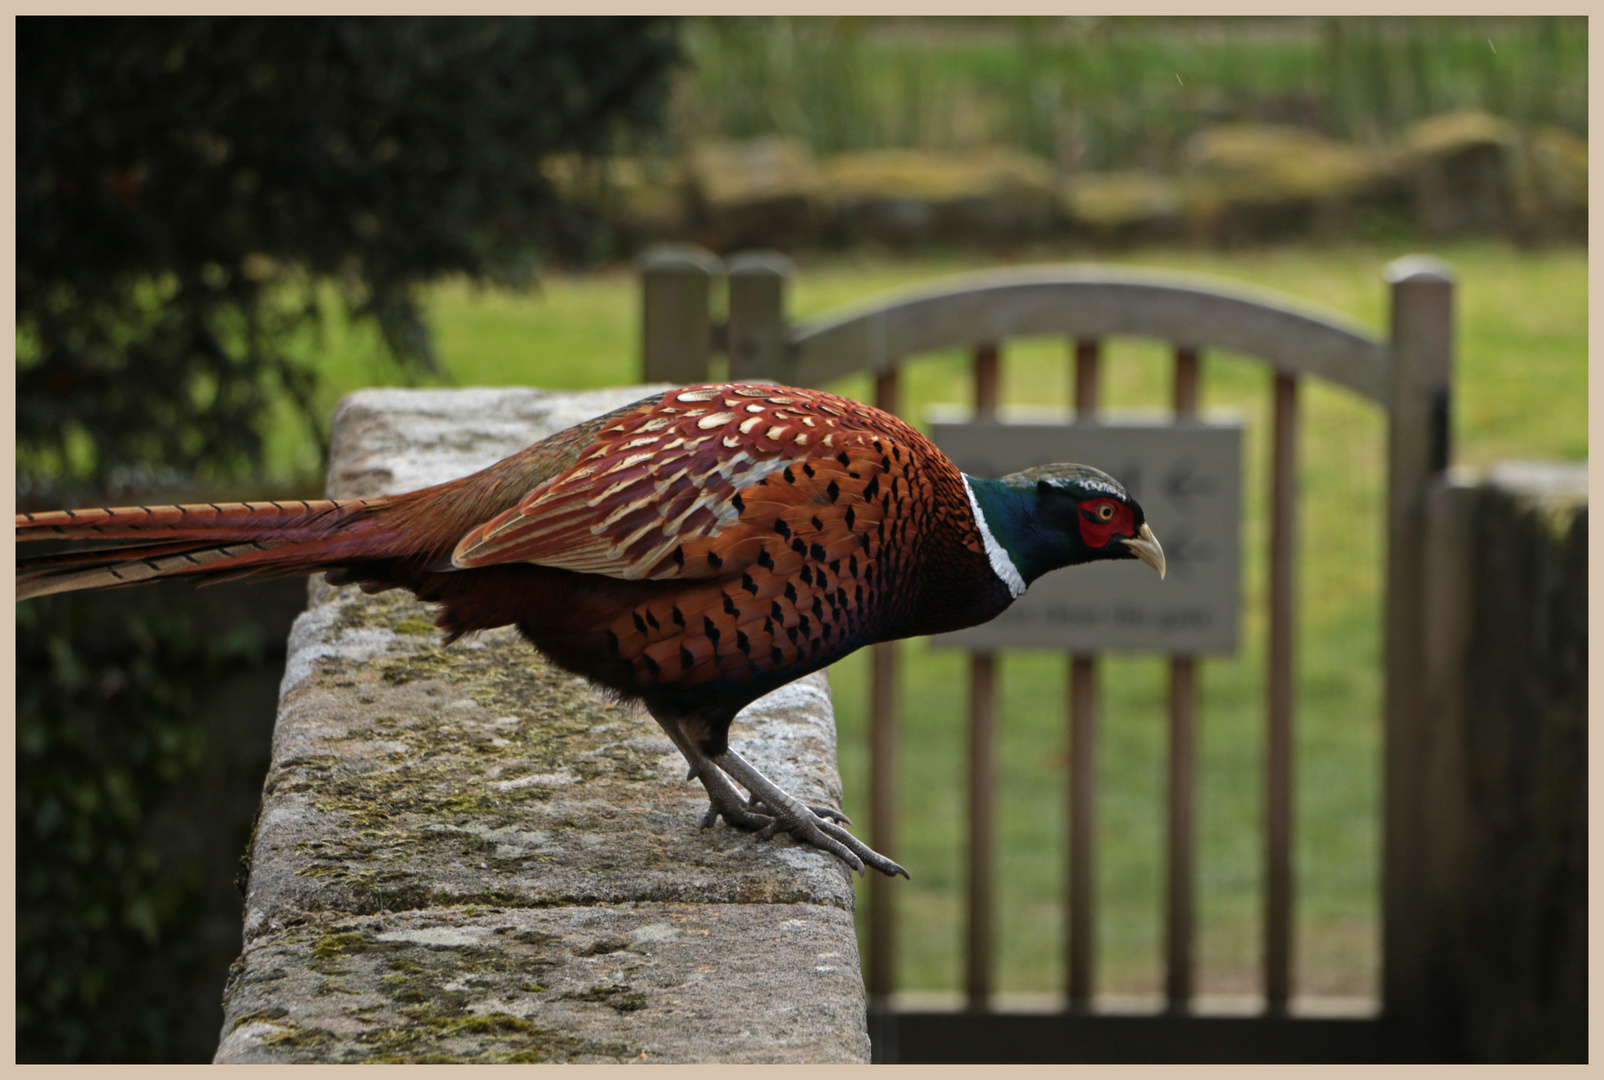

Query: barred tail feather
16,540,298,600
16,499,369,543
15,497,406,602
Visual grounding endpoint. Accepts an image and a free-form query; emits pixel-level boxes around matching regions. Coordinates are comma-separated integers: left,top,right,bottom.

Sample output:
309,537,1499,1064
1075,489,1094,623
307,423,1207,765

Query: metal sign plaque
929,412,1242,655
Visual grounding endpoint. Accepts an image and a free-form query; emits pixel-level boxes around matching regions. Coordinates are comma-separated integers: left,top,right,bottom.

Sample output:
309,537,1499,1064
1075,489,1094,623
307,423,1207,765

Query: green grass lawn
267,239,1585,1005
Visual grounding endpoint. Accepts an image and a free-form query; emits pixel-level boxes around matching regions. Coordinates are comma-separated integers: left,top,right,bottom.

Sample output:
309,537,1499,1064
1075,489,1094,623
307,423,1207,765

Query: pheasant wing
450,385,901,582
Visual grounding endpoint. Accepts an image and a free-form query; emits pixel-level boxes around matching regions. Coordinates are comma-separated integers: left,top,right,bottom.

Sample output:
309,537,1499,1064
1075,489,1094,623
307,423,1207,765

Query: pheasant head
964,462,1165,592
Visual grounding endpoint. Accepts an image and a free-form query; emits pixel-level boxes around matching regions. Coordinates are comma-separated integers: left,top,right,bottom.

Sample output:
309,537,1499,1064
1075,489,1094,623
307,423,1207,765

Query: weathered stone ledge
214,386,871,1064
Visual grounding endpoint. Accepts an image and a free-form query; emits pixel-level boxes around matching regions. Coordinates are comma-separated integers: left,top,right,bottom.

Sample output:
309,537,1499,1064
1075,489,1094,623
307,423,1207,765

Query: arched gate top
789,264,1391,406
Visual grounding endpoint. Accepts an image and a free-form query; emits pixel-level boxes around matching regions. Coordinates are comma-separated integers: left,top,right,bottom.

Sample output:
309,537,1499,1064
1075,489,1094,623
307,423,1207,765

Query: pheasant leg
713,747,909,879
648,713,771,831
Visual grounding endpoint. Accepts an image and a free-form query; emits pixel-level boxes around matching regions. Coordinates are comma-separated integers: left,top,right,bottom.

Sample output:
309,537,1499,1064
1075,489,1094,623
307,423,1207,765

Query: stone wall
1418,461,1586,1062
556,111,1586,253
213,386,872,1064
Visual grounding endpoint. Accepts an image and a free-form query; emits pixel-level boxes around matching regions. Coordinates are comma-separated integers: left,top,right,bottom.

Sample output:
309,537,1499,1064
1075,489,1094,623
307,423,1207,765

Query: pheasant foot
651,714,772,831
713,747,908,879
690,768,850,832
649,714,903,875
745,795,851,826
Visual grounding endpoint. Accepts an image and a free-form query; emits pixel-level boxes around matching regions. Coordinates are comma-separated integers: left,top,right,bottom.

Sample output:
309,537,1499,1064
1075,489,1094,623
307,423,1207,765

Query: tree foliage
17,16,682,488
16,589,263,1062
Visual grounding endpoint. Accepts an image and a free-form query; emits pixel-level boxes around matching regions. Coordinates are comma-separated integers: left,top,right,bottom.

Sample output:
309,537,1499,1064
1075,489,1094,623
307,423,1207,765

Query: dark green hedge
17,577,308,1061
18,16,681,488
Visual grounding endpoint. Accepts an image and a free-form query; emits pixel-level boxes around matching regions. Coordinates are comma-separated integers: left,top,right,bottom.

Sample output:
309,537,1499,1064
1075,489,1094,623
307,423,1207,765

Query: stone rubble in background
546,110,1584,251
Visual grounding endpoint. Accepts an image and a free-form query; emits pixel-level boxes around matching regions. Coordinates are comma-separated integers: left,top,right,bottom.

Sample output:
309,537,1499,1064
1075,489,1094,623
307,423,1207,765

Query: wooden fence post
1265,371,1298,1015
641,244,720,384
726,251,795,383
1416,475,1477,1052
966,344,1001,1011
1067,337,1101,1012
1166,346,1200,1014
868,369,902,1008
1381,256,1454,1034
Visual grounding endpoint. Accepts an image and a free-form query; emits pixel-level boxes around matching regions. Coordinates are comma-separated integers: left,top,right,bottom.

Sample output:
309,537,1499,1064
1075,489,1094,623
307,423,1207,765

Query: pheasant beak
1123,522,1166,579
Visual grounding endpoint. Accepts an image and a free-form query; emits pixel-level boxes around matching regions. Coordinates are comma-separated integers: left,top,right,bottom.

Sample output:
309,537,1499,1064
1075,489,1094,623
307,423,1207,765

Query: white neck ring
962,476,1026,599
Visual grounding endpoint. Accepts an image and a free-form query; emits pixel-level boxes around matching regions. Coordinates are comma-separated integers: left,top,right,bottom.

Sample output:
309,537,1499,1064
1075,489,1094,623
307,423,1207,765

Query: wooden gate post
868,370,902,1007
641,244,721,384
1066,338,1102,1013
726,251,795,383
966,344,1001,1011
1381,256,1454,1034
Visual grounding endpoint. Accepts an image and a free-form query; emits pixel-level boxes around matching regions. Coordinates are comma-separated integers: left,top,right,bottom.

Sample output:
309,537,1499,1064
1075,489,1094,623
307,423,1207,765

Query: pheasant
16,383,1164,878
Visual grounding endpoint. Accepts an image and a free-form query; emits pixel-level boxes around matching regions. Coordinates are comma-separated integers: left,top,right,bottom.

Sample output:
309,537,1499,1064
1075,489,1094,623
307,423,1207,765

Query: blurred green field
266,240,1585,1003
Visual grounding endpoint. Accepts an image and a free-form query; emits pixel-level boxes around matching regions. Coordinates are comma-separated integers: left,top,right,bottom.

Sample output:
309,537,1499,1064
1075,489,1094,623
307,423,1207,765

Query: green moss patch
275,611,668,900
351,1009,636,1064
563,983,649,1013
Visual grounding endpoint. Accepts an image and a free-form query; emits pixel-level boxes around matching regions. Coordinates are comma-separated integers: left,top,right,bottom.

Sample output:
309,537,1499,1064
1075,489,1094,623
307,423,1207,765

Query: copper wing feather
450,385,907,583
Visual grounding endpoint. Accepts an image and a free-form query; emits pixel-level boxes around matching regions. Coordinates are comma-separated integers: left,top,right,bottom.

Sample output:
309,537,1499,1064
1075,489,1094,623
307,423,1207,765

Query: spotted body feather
448,385,1006,694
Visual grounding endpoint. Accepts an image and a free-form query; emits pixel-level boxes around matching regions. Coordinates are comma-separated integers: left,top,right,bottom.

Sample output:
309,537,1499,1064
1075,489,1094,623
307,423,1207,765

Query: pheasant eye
1096,503,1115,521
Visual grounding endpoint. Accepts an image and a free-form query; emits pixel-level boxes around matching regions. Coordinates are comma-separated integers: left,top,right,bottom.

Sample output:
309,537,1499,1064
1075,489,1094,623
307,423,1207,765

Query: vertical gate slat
1266,372,1299,1014
1074,338,1101,417
1166,660,1197,1009
1173,347,1201,418
973,344,1000,417
1068,657,1098,1010
1167,346,1201,1012
1067,338,1101,1011
966,652,997,1008
868,367,902,1002
966,345,1001,1010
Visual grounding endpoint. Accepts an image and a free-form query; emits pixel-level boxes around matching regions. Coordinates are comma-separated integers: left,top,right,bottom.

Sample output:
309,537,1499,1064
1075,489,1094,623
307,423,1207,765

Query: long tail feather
17,499,366,543
15,430,587,603
15,498,405,601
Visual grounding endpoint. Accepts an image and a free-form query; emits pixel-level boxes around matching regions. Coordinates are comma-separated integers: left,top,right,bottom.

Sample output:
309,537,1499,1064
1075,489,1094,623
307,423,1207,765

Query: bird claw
713,748,908,880
706,789,904,878
741,802,891,877
700,795,772,832
657,714,905,878
809,816,909,879
745,795,852,827
813,805,852,827
753,810,910,879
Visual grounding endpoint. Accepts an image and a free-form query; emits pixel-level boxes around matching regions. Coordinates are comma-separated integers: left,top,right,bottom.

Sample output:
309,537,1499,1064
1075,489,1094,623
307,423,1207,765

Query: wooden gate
639,246,1453,1062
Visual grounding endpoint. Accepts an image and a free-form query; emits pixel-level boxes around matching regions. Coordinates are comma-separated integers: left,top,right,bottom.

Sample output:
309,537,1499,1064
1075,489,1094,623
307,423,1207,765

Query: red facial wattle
1077,498,1136,549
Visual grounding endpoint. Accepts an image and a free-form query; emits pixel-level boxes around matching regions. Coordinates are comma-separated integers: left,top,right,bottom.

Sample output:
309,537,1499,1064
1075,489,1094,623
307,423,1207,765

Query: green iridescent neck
964,474,1070,587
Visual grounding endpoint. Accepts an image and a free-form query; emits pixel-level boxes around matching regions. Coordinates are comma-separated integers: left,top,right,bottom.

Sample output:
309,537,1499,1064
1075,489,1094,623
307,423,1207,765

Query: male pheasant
16,383,1164,878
